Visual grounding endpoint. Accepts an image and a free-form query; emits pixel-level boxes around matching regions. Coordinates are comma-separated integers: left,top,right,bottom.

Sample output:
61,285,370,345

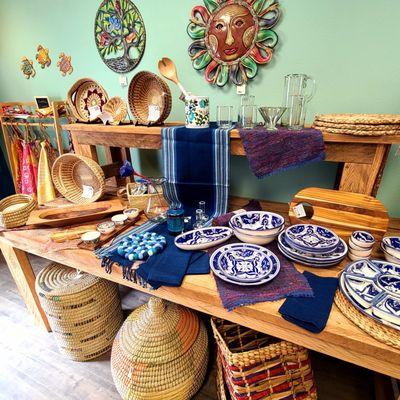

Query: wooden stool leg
0,242,51,332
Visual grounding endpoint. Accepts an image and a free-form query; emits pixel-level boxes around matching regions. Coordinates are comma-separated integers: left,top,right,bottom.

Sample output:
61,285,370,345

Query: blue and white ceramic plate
230,211,285,235
278,231,347,264
209,243,280,286
284,224,339,254
174,227,233,250
341,259,400,326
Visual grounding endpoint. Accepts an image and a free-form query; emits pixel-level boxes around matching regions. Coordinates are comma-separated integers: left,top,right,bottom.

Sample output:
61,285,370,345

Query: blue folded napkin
135,223,210,289
279,271,338,333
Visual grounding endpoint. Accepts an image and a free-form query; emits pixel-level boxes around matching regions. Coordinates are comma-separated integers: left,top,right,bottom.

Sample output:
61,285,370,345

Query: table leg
70,131,98,161
0,242,51,332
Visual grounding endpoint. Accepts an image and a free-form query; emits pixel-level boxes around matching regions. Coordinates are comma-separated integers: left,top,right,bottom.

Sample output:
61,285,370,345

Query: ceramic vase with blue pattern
185,95,209,129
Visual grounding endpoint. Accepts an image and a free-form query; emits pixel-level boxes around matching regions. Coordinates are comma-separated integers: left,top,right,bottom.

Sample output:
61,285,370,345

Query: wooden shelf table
63,123,400,196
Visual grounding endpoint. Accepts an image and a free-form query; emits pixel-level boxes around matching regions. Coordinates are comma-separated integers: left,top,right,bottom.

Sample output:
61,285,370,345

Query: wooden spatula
158,57,189,99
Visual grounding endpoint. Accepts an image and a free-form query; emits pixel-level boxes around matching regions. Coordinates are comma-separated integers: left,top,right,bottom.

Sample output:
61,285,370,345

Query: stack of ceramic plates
277,224,347,267
339,259,400,330
381,236,400,265
229,211,285,245
209,243,281,286
347,231,375,261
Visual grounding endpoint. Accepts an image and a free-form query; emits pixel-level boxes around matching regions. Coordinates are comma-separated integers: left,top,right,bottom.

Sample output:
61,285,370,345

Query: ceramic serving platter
210,243,280,286
230,211,285,235
174,227,233,250
341,259,400,326
285,224,339,253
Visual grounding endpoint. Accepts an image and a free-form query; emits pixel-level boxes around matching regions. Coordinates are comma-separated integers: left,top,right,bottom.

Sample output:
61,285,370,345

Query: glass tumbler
287,95,307,130
217,106,234,129
240,105,257,129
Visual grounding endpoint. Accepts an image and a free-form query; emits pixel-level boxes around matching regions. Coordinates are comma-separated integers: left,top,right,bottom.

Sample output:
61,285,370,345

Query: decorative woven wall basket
111,297,208,400
211,318,318,400
0,194,36,229
35,263,124,361
103,96,128,125
128,71,172,125
52,154,105,204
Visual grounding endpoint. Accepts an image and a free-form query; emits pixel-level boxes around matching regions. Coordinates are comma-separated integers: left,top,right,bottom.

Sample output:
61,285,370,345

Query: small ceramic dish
381,246,400,265
229,211,285,236
348,239,369,251
81,230,101,244
123,207,140,220
382,236,400,259
350,231,375,248
97,221,116,235
348,247,372,258
232,225,284,245
348,252,369,261
112,214,128,225
175,227,233,251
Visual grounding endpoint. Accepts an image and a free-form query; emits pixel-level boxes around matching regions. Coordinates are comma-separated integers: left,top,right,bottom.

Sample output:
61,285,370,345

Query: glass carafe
282,74,316,128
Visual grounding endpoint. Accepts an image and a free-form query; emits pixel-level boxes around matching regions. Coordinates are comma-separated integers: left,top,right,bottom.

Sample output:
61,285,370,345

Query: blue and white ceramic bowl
382,236,400,259
229,211,285,236
230,224,284,245
284,224,339,254
350,231,375,249
381,243,400,265
174,226,233,251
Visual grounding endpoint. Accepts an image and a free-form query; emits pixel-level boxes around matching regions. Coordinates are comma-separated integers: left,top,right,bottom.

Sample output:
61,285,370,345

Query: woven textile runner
162,124,230,220
239,126,325,178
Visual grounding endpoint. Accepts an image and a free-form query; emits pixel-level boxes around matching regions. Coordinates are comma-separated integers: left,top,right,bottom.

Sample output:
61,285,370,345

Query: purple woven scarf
207,240,313,311
239,126,326,178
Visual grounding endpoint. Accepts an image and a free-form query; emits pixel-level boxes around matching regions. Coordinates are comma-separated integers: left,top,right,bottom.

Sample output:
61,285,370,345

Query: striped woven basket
35,263,124,361
212,318,318,400
111,297,208,400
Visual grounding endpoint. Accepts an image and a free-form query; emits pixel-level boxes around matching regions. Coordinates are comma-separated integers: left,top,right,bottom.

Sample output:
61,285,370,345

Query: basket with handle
0,194,36,229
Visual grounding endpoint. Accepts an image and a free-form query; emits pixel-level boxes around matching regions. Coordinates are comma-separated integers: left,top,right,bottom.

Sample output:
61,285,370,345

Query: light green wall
0,0,399,215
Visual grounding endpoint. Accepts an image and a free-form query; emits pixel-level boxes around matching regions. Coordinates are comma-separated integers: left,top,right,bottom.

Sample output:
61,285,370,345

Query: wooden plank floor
0,253,380,400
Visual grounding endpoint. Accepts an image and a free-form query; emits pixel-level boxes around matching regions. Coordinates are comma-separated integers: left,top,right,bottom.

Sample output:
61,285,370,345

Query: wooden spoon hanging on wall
158,57,190,99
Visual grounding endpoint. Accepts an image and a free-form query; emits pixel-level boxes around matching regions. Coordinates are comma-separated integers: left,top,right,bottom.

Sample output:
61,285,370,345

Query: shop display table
1,198,399,380
63,123,400,196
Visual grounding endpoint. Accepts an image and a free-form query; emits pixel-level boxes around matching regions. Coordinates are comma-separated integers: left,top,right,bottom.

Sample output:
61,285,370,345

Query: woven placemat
334,290,400,349
312,125,400,136
315,113,400,125
314,120,400,131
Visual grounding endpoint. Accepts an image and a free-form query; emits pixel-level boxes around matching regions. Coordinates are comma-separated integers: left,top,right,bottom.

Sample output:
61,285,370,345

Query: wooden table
1,198,399,380
63,123,400,196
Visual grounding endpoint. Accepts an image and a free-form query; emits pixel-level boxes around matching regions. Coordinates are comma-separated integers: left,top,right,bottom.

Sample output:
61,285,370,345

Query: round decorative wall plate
187,0,280,86
75,81,109,121
94,0,146,74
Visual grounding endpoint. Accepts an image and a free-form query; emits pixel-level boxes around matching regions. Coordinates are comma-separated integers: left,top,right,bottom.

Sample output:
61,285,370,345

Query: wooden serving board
26,199,125,227
288,187,389,241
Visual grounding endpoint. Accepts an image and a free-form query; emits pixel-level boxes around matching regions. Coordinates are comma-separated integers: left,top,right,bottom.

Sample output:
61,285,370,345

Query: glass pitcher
281,74,316,129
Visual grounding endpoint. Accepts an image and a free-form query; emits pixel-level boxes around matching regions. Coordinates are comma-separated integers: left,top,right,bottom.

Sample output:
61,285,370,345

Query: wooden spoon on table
158,57,190,99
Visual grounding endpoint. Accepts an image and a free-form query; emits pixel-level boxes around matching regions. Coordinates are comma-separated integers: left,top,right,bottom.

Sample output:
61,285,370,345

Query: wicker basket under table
35,263,123,361
212,318,318,400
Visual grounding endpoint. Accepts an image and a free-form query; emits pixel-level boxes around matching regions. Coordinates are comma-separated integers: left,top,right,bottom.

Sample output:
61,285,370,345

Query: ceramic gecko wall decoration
187,0,281,87
57,52,73,76
20,57,36,79
36,45,51,68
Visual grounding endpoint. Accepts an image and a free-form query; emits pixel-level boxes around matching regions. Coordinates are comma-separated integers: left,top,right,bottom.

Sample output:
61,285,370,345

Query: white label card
148,105,161,122
88,105,102,121
82,185,94,199
293,203,306,218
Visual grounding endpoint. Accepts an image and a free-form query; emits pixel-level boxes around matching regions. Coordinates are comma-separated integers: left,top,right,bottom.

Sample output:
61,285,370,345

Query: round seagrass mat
315,113,400,125
312,125,400,136
334,290,400,350
313,119,400,131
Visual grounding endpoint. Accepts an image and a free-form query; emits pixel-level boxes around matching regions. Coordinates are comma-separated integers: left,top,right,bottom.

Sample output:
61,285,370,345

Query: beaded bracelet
117,232,167,261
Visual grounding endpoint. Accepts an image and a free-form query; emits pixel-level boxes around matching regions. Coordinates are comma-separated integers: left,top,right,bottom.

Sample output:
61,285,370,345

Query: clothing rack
0,100,65,193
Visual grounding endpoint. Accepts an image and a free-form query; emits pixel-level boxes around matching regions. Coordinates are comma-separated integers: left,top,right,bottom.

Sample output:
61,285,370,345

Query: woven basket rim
315,113,400,125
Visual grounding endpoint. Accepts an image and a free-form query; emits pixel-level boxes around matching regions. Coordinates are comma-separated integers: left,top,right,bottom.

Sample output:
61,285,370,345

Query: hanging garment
21,140,38,197
37,141,56,205
10,137,22,192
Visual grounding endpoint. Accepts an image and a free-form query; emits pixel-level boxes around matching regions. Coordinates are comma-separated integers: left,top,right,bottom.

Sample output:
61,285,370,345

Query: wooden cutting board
26,199,125,227
288,187,389,241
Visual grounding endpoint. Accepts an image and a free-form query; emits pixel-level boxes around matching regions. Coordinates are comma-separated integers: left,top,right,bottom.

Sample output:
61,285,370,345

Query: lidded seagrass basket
35,263,123,361
111,297,208,400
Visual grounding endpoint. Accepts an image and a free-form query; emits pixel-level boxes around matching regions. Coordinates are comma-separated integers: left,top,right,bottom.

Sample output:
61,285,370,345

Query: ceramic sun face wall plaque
20,57,36,79
36,45,51,68
94,0,146,74
187,0,280,86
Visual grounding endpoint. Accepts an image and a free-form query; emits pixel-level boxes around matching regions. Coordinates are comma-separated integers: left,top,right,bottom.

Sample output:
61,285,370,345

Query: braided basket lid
119,297,200,364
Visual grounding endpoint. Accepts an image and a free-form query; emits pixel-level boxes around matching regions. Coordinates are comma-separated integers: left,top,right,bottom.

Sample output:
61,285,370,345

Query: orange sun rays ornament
187,0,280,86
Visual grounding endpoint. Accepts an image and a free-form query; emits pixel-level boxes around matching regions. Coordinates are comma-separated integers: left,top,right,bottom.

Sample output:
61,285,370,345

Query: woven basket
66,78,93,121
211,318,317,400
111,297,208,400
103,96,128,125
128,71,172,125
35,263,124,361
126,182,159,210
0,194,36,229
315,113,400,125
52,154,105,204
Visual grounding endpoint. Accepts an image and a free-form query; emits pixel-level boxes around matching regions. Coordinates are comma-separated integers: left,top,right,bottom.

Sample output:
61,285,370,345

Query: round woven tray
103,96,128,125
334,290,400,349
314,119,400,131
66,78,93,121
312,124,400,136
111,297,208,400
128,71,172,125
0,194,36,229
52,154,105,204
35,263,123,361
75,80,109,122
315,113,400,125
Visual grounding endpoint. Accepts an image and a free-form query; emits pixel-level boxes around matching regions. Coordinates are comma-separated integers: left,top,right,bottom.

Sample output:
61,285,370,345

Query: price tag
82,185,94,199
88,105,102,121
99,110,113,125
293,203,306,218
148,105,161,122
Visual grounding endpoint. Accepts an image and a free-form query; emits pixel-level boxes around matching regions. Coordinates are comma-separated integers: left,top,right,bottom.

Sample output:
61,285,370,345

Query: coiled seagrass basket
35,263,123,361
111,297,208,400
0,194,36,228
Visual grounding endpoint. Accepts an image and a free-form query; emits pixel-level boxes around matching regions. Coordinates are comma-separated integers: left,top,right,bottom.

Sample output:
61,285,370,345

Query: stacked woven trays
212,318,317,400
313,114,400,136
111,297,208,400
35,263,123,361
